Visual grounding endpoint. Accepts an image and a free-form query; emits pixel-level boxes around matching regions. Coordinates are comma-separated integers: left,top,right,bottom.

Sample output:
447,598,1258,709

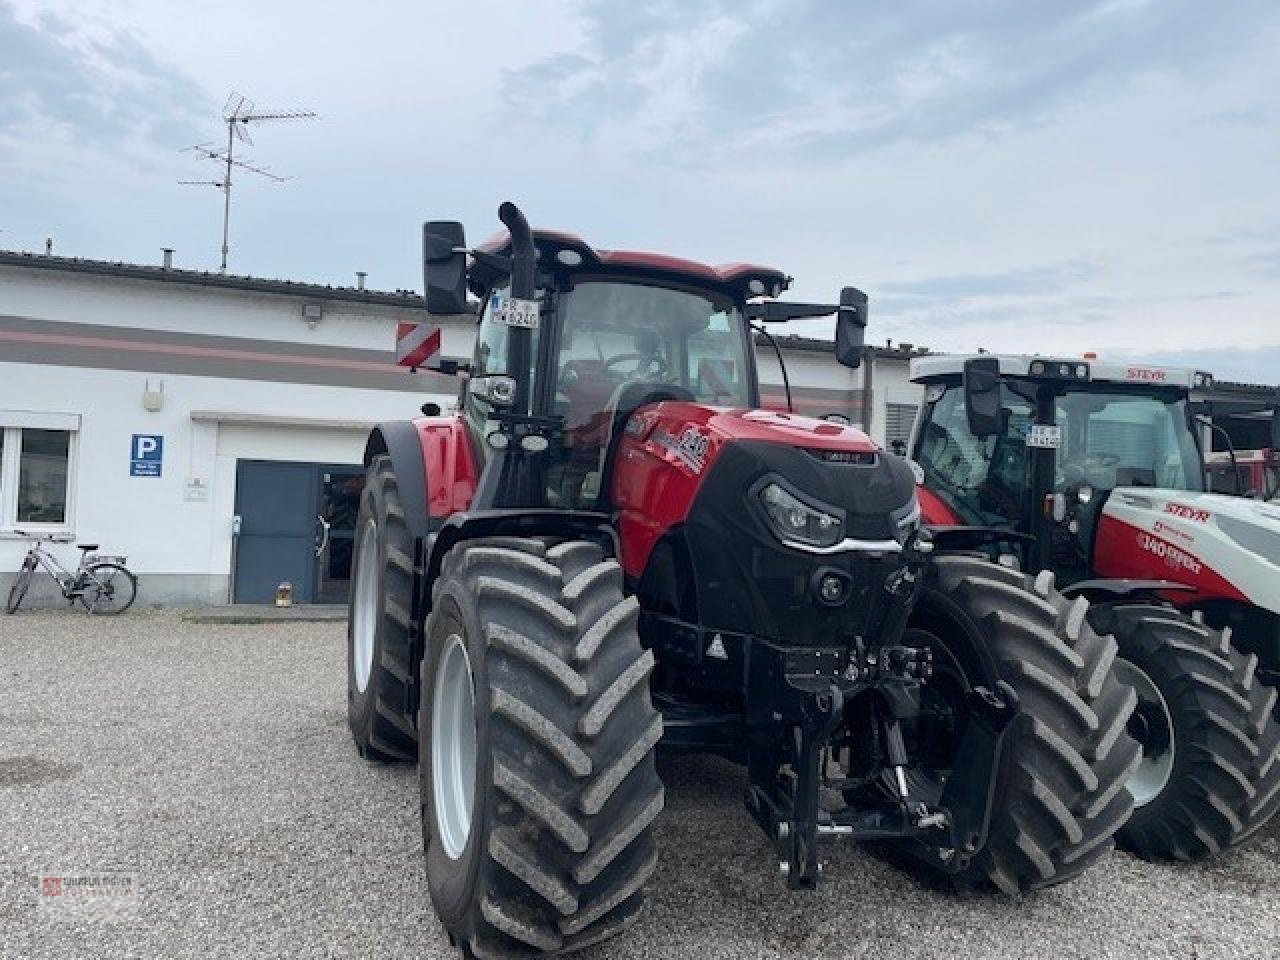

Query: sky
1,0,1278,383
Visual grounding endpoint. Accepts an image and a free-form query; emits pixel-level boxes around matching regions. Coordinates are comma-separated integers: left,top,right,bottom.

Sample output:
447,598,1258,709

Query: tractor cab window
549,280,750,509
1054,391,1203,494
464,282,542,456
914,384,1035,527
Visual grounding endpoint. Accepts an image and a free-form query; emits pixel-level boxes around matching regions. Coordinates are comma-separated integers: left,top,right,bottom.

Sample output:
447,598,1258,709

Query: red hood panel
649,403,878,452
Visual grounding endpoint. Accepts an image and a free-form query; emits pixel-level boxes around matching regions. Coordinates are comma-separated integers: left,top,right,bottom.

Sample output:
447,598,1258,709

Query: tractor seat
77,543,99,553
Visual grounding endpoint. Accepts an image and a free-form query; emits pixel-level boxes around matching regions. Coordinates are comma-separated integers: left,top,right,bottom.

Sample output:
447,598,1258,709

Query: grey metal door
233,461,316,603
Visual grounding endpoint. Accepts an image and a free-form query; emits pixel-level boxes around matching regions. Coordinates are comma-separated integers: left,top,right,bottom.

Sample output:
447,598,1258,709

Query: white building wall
0,360,455,606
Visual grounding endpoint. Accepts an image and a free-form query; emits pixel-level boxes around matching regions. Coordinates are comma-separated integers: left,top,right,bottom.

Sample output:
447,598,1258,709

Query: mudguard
364,420,432,544
1060,578,1195,603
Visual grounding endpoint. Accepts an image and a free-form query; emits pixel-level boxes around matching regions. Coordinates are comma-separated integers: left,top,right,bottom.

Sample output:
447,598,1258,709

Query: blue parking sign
130,434,164,477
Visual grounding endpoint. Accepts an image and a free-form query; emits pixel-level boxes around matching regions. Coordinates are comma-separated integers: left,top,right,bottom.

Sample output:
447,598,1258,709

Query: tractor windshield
1054,390,1203,495
914,381,1205,531
550,280,751,508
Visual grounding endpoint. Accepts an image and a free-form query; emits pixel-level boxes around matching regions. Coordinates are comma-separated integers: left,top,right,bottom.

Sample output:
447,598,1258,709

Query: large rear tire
421,538,663,958
923,556,1142,895
1088,604,1280,860
346,454,418,763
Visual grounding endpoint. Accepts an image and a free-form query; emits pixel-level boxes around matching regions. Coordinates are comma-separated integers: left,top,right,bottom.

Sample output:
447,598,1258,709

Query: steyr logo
1125,366,1168,383
1165,502,1211,523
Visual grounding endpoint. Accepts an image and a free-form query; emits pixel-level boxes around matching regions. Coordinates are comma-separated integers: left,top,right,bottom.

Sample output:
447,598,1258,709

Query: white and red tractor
909,353,1280,860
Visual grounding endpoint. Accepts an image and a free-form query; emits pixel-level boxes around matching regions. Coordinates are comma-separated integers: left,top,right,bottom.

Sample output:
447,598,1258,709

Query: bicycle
6,532,137,615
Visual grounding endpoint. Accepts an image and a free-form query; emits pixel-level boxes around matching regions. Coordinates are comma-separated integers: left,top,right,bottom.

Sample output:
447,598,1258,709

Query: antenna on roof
181,92,317,272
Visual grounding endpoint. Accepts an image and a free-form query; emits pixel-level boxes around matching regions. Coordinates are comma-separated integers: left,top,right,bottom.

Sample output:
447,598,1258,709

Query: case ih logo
1125,366,1168,383
1165,502,1211,523
1138,532,1203,575
654,426,711,473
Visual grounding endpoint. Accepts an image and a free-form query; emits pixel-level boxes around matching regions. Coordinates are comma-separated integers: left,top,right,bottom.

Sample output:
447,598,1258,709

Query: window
550,281,752,509
1,415,78,532
884,402,919,453
463,283,544,454
914,385,1034,527
1054,392,1203,493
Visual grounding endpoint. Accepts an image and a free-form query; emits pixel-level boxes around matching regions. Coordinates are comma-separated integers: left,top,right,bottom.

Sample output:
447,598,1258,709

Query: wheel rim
1114,657,1175,808
351,519,379,694
432,632,477,860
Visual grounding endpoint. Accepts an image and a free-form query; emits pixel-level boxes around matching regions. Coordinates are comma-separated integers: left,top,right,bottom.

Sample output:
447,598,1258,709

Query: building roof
764,332,930,360
0,249,426,309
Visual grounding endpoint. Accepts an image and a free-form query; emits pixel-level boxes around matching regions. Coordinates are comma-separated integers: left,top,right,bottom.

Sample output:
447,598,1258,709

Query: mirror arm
745,301,839,322
470,250,512,276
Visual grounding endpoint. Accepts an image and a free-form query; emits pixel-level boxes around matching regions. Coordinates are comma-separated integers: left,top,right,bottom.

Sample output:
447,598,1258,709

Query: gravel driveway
2,611,1277,959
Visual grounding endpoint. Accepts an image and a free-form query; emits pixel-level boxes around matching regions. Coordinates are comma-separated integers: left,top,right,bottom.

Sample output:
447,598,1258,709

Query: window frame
0,412,80,537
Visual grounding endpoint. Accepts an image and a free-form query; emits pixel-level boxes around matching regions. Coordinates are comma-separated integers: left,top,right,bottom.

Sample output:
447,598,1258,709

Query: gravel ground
2,610,1277,960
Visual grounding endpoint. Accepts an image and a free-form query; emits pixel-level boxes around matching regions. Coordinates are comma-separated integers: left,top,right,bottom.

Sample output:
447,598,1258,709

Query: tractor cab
908,354,1206,580
422,207,868,515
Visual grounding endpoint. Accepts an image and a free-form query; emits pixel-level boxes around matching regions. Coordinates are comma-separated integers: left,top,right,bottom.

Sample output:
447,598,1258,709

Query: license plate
498,297,540,329
1025,424,1062,449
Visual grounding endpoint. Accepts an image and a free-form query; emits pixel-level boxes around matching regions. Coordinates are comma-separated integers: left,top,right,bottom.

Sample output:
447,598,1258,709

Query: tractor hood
626,402,879,454
1095,487,1280,615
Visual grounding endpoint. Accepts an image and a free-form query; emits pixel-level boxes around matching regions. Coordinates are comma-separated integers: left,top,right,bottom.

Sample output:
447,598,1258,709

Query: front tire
6,558,34,614
346,454,418,763
421,538,664,958
922,556,1142,895
1089,604,1280,860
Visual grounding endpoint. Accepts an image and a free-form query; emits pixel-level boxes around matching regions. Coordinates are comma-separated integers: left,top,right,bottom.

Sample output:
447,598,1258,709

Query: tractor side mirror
423,221,468,315
834,287,868,369
963,356,1003,438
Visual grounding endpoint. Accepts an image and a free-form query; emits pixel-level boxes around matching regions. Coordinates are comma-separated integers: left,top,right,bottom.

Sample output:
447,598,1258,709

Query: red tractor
347,204,1139,958
909,354,1280,861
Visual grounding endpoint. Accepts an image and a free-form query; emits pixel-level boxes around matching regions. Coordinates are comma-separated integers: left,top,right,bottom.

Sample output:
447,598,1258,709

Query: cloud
0,2,209,147
502,0,1276,162
879,258,1100,299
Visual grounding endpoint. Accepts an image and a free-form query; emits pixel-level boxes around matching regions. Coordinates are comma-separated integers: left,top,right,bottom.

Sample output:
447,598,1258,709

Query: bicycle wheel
6,558,35,614
80,563,137,615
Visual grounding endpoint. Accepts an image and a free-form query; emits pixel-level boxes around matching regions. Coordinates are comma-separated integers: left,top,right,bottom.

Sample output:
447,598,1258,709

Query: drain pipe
861,348,874,438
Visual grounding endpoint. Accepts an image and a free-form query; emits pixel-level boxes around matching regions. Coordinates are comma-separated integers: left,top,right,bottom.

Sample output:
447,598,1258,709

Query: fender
1060,578,1196,604
364,420,433,544
364,415,481,544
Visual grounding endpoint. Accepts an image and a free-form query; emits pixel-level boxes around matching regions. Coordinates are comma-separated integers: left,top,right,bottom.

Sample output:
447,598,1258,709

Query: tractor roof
909,354,1205,391
471,228,790,299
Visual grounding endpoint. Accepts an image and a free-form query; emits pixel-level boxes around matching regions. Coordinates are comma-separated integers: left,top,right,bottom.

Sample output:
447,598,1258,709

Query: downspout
861,348,874,439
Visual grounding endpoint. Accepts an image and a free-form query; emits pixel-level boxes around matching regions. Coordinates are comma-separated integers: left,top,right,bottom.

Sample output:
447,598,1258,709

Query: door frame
232,459,363,604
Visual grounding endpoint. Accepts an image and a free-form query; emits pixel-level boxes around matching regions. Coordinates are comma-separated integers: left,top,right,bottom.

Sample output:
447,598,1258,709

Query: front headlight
759,482,844,549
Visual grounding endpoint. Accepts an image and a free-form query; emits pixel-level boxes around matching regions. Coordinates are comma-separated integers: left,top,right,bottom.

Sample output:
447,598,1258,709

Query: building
0,251,472,607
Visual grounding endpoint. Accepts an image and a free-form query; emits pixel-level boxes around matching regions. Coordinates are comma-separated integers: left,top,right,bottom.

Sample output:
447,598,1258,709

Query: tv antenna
181,92,317,272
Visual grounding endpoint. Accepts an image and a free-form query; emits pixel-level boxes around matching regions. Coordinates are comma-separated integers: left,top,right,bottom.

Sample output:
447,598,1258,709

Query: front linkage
743,532,1021,888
